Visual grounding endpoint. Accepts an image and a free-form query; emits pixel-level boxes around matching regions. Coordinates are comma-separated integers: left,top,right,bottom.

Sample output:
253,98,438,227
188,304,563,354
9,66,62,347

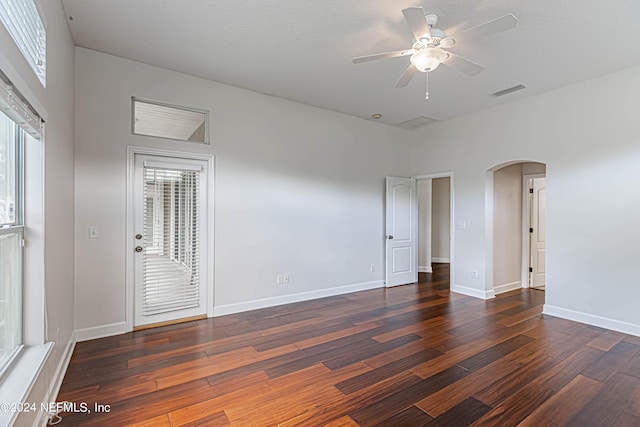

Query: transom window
0,0,47,87
132,98,209,144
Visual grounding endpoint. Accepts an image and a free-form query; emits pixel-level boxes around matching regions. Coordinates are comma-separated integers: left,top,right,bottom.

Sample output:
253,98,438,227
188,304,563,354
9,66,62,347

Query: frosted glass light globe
410,48,448,72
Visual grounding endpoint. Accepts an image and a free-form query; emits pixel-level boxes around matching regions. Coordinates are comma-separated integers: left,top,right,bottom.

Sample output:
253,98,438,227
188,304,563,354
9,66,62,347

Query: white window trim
0,343,53,426
0,70,51,425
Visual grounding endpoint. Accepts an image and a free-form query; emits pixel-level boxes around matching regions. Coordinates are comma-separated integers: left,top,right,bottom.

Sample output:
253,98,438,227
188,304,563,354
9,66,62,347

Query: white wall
493,164,522,289
73,48,414,338
431,177,450,261
0,0,76,424
410,65,640,334
417,179,432,271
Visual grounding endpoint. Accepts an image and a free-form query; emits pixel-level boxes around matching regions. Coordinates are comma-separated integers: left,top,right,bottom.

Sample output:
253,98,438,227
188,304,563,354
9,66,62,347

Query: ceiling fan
353,7,517,94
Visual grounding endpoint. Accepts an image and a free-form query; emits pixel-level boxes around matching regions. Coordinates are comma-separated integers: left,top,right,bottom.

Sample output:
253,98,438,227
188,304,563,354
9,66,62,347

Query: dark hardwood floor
57,264,640,426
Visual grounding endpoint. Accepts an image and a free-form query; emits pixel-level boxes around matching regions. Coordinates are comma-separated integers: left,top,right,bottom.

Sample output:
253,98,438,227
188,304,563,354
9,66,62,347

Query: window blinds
0,0,46,86
0,73,43,139
142,166,201,316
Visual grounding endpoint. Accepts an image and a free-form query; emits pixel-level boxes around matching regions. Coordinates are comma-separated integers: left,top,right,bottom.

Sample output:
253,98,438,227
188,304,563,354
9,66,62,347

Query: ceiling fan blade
352,50,412,64
395,65,418,88
443,53,485,76
450,14,517,44
402,7,432,42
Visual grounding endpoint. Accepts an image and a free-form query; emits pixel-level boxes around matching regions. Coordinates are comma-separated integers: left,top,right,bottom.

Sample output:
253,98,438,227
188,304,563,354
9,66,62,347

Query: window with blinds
142,166,201,316
0,0,47,87
0,110,23,376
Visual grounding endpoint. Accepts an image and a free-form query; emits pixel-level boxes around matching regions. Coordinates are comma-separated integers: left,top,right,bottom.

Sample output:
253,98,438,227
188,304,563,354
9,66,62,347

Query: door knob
386,235,394,240
135,246,143,252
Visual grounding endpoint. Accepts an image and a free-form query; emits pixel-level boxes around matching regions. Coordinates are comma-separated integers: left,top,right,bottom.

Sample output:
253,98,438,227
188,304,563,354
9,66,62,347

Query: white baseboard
543,304,640,337
418,266,433,273
213,280,385,317
75,321,128,342
432,258,450,263
48,332,76,399
493,281,522,295
451,284,495,300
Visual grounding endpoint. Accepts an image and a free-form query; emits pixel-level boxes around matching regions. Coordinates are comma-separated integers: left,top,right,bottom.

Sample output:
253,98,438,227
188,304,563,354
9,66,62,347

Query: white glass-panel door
133,155,208,327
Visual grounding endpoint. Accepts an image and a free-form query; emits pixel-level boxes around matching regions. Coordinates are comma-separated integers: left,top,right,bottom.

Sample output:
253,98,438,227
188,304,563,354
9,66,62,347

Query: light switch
89,226,100,239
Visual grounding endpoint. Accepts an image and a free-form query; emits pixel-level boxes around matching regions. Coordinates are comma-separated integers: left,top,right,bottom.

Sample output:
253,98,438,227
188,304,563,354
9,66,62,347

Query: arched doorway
485,161,546,295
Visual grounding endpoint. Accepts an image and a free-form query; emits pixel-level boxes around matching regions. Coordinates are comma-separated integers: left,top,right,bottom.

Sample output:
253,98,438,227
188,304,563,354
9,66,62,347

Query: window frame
0,113,25,378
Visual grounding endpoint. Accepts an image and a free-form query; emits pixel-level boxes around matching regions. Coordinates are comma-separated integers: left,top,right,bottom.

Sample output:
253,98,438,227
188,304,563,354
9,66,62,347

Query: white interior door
530,177,546,288
133,154,208,327
385,177,418,287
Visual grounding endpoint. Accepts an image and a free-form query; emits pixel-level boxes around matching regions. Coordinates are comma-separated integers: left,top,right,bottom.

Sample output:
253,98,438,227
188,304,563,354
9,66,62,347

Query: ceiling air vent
491,84,526,97
395,116,436,131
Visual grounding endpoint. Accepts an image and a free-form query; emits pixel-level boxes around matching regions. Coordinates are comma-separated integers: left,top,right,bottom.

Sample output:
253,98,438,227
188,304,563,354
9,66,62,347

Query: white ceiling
61,0,640,128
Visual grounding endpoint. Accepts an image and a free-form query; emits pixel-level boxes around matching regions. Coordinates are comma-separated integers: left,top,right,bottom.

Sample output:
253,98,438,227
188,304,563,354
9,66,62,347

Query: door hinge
529,227,533,233
529,267,533,273
21,238,26,247
529,188,534,194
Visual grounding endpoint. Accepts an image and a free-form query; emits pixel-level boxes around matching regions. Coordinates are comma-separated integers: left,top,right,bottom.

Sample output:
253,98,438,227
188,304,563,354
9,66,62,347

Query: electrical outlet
277,274,283,284
283,274,289,284
471,270,478,279
370,264,375,272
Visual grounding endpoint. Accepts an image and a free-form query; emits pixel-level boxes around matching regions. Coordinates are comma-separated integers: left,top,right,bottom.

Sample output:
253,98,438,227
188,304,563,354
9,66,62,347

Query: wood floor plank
372,406,433,427
336,347,442,394
518,374,604,426
471,382,554,427
56,265,640,426
580,341,640,382
457,334,534,372
167,364,332,426
278,371,424,426
614,411,640,427
126,414,172,427
621,348,640,379
424,397,492,427
362,337,443,369
587,329,626,351
416,358,520,417
411,338,494,379
474,353,559,407
566,373,640,427
534,346,605,391
627,385,640,416
324,334,421,370
349,365,470,425
321,415,360,427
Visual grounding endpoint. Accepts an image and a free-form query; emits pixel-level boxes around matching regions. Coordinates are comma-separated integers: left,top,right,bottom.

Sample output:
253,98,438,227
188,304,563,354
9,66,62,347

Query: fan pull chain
425,71,430,100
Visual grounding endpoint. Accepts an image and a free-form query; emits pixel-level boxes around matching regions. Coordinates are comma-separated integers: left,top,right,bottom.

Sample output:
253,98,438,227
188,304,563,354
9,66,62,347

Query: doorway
384,173,454,289
126,148,214,331
415,172,454,289
487,161,546,295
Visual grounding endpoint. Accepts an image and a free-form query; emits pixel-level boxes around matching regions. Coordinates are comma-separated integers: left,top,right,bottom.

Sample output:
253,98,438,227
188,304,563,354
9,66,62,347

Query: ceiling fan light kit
352,6,518,98
410,47,449,72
